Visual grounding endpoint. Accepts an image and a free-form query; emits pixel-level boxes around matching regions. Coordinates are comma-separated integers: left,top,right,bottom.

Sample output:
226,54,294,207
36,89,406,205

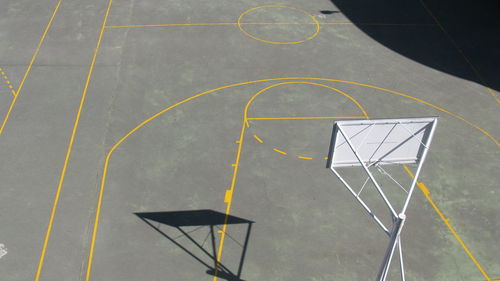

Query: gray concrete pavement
0,0,498,281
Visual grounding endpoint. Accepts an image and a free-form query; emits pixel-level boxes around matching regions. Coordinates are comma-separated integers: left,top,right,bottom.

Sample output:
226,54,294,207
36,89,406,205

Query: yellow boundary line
84,76,497,281
403,165,492,281
418,0,499,104
0,67,17,96
104,22,436,29
34,0,113,280
0,0,62,136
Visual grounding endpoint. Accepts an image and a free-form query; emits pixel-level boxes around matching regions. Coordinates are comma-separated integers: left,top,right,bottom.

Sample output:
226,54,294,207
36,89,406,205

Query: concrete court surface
0,0,498,280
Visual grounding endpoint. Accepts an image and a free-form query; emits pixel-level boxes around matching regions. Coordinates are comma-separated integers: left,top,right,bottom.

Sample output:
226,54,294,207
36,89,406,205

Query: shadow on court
328,0,500,92
135,210,253,281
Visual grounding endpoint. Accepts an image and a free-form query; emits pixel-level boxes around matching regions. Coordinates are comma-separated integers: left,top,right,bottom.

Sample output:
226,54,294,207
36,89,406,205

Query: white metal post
337,126,398,218
328,117,437,281
398,236,405,281
330,167,390,235
400,120,437,214
376,213,406,281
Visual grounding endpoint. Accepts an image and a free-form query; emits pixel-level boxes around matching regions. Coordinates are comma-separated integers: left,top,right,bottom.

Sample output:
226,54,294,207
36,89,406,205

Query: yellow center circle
237,5,321,45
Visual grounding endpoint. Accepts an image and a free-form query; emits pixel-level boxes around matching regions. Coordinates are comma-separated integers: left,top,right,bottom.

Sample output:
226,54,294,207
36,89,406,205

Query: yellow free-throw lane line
247,116,366,120
85,76,497,281
0,0,62,136
403,165,492,281
34,0,113,280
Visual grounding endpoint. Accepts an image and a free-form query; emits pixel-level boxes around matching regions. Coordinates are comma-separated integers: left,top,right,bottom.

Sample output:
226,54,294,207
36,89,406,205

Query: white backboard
328,117,437,168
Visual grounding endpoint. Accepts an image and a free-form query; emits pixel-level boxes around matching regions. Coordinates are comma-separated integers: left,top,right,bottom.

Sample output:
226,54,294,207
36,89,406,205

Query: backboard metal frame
328,117,436,168
327,117,437,281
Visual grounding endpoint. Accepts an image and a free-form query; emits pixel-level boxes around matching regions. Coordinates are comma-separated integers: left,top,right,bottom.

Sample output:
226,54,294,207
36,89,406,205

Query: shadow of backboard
136,210,253,281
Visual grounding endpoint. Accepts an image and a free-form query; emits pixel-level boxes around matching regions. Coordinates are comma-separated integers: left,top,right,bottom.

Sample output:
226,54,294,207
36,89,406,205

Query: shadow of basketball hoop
135,210,253,281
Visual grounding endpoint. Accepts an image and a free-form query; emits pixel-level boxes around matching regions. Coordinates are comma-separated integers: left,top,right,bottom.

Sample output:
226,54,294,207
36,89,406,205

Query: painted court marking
403,165,494,281
34,0,113,281
102,2,495,103
0,0,62,136
0,67,17,97
216,84,494,281
0,1,494,281
246,119,496,281
237,5,320,45
248,116,368,159
80,78,496,281
105,22,436,29
15,6,492,278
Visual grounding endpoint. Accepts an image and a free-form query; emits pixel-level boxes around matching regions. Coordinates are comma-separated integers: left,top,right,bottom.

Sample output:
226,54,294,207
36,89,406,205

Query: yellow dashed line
297,156,313,160
249,116,365,160
0,0,61,136
0,67,17,96
273,148,287,155
253,134,263,143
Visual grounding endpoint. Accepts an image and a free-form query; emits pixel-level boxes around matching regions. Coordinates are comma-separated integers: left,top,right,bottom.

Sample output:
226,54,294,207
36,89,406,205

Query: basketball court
0,0,498,281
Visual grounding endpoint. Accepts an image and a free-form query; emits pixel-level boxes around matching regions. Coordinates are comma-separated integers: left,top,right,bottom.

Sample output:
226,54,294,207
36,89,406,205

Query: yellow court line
0,67,17,96
249,116,364,159
0,0,62,136
253,134,263,143
34,1,113,281
105,22,437,29
297,156,313,160
85,76,498,281
81,2,116,281
106,22,235,28
213,82,368,279
273,148,287,155
212,116,248,281
237,5,321,45
247,116,367,120
403,165,492,281
242,81,369,126
418,0,499,104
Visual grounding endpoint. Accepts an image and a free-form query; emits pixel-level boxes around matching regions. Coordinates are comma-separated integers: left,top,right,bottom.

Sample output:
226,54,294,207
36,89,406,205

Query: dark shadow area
136,210,253,281
320,10,340,15
328,0,500,92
